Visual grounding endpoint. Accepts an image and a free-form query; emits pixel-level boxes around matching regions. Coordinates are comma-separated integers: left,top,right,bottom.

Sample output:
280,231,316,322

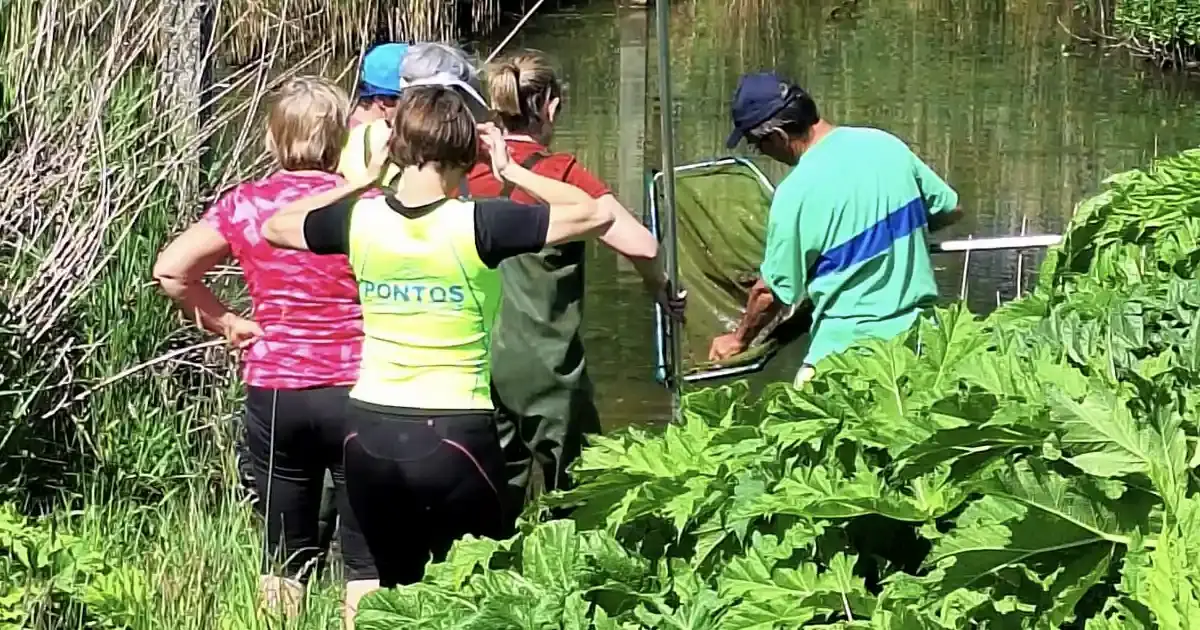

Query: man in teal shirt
709,72,962,386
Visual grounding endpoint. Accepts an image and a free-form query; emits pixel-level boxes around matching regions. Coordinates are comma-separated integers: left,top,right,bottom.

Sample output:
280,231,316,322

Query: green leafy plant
358,147,1200,629
0,505,147,629
1040,148,1200,290
1113,0,1200,67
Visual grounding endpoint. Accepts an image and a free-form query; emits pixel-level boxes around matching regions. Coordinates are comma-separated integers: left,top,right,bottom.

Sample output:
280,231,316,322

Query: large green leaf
924,460,1151,601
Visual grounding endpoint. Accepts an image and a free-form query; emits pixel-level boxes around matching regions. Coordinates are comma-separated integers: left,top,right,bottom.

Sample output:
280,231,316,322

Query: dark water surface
493,0,1200,429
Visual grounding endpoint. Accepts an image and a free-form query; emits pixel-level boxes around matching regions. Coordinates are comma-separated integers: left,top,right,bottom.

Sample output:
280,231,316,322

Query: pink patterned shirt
203,171,363,389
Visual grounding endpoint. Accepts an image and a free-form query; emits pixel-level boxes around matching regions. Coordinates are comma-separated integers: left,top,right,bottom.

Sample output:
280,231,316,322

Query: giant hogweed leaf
569,417,765,483
760,416,840,453
1110,498,1200,630
691,476,771,570
893,421,1044,482
912,305,990,396
1032,543,1115,628
891,389,1052,482
876,572,995,627
592,607,642,630
1084,599,1155,630
466,570,563,629
634,560,727,630
1052,388,1188,511
423,535,508,590
718,533,873,627
752,465,967,522
1053,388,1155,479
553,418,767,531
957,350,1044,401
839,336,917,423
987,292,1052,331
1139,542,1200,630
661,476,721,539
681,381,752,427
924,460,1151,600
577,529,654,592
521,520,582,591
716,599,818,630
356,584,478,629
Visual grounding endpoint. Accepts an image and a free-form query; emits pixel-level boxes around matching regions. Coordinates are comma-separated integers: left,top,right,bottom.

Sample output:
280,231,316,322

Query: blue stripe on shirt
811,197,927,280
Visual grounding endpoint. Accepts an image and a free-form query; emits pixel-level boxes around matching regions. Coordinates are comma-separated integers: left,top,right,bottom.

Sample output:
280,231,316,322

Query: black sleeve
473,199,550,268
301,199,354,255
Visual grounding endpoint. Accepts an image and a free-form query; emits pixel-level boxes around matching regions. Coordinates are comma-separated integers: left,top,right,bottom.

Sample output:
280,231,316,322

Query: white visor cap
400,74,490,119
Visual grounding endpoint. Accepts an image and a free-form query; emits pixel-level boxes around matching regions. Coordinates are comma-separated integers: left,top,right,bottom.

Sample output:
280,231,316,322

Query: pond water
492,0,1200,428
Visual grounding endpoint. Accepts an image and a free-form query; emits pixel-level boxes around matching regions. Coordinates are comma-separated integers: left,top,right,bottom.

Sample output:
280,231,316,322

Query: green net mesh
657,159,811,378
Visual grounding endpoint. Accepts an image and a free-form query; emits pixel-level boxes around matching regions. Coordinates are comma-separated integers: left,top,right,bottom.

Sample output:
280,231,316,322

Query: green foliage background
356,151,1200,627
1114,0,1200,65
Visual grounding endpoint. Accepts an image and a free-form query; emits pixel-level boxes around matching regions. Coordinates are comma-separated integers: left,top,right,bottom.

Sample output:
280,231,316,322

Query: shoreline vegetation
1078,0,1200,69
2,0,1200,629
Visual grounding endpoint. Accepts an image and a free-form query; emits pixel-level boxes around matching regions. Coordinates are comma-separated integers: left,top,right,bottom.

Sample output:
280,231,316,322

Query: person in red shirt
153,77,362,618
463,51,685,518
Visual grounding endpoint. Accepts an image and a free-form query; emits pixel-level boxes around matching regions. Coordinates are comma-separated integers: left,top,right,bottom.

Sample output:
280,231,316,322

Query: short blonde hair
265,76,349,172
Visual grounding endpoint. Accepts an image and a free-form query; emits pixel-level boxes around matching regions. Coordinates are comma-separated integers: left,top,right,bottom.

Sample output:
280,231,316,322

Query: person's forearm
597,197,659,262
929,207,963,233
502,164,593,207
263,180,372,249
733,279,782,344
632,257,667,291
158,279,240,336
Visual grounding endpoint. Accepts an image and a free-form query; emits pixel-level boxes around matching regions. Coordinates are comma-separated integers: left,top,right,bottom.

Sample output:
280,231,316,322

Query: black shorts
245,386,349,581
339,401,507,585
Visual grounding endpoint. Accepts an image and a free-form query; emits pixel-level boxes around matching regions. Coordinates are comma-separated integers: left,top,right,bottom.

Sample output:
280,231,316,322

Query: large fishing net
651,158,809,381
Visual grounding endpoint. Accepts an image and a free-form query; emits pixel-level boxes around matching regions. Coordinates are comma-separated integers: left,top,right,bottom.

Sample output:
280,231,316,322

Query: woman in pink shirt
153,76,362,613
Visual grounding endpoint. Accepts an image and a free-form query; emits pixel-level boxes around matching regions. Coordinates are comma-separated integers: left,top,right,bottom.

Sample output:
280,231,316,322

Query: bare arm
153,223,258,344
596,193,661,268
734,279,783,345
708,278,783,361
262,179,374,251
499,163,614,245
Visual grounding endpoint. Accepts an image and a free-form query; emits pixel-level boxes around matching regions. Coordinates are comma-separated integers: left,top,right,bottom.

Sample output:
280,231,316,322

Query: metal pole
654,0,682,415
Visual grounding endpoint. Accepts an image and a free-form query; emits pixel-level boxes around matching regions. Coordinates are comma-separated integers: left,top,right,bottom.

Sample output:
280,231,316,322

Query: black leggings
339,402,507,585
245,386,348,581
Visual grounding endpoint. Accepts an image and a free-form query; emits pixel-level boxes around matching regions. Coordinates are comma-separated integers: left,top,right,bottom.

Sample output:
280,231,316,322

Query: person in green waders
708,72,963,386
463,51,686,517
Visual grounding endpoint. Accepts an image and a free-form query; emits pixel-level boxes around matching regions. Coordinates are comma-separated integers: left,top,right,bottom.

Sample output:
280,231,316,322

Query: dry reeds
0,0,357,505
216,0,508,66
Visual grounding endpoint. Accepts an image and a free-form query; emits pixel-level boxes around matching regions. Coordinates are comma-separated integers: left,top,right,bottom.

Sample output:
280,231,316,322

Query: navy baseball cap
725,72,799,149
359,43,410,98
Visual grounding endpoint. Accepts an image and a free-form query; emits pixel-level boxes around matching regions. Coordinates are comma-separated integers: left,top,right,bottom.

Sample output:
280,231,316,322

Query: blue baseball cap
725,72,800,149
359,43,410,98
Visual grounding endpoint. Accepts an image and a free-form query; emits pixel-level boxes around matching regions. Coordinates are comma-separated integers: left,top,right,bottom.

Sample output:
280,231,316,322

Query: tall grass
0,0,369,625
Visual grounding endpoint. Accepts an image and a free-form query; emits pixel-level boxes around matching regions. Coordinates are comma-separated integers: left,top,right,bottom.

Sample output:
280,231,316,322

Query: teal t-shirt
759,126,959,365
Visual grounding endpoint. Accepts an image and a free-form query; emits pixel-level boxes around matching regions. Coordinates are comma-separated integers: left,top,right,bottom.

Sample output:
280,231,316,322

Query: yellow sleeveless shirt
346,196,501,410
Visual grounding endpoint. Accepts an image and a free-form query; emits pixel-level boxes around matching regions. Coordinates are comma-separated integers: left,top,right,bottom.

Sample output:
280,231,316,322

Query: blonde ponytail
485,51,561,137
490,62,523,116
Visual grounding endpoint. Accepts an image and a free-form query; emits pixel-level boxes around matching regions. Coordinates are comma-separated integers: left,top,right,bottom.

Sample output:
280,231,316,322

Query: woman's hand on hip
220,315,264,350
